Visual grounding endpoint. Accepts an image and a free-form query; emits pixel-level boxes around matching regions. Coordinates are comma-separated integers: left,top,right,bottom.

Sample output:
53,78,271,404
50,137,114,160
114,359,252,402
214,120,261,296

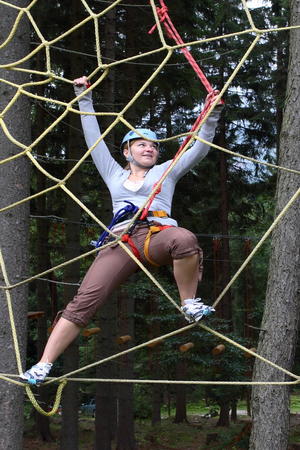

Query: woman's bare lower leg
173,254,199,305
39,317,81,364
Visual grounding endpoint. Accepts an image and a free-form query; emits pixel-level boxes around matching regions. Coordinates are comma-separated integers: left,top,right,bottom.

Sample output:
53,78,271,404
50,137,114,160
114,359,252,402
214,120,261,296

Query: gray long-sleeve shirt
76,89,221,227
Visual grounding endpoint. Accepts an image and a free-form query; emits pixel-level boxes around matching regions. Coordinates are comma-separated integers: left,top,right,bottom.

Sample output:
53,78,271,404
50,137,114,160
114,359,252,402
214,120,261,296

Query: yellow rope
43,323,196,386
199,323,300,381
3,374,300,387
212,187,300,309
0,250,68,416
41,378,300,386
200,137,300,176
0,250,23,375
0,0,299,416
25,380,67,417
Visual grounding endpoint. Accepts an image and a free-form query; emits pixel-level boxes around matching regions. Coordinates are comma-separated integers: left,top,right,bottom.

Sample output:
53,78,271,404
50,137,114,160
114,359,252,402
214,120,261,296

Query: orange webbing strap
120,211,169,261
148,210,168,218
144,225,173,266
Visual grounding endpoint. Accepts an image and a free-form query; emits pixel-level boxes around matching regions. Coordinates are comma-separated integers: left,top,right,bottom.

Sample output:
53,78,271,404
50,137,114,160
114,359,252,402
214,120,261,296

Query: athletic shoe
20,362,53,385
181,298,215,323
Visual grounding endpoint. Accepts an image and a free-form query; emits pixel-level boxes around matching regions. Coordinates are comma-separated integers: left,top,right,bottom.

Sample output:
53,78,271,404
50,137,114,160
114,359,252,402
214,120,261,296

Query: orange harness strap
121,224,173,267
143,225,173,267
121,210,172,266
147,210,168,218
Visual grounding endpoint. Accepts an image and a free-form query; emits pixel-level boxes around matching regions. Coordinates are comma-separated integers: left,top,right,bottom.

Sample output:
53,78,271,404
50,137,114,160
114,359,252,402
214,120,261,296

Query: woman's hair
122,143,130,170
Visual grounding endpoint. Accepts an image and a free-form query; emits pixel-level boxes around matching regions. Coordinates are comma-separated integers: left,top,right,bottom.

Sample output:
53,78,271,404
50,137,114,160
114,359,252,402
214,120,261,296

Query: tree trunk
217,400,230,427
230,400,237,423
148,296,161,426
217,116,232,324
173,359,187,423
0,2,30,448
272,0,288,155
93,7,119,449
214,113,232,428
250,3,300,448
121,3,138,124
116,290,136,450
151,385,162,425
94,190,118,450
59,121,81,441
58,143,81,440
35,174,54,443
243,239,255,342
59,3,86,447
32,51,54,443
94,300,118,450
59,92,82,450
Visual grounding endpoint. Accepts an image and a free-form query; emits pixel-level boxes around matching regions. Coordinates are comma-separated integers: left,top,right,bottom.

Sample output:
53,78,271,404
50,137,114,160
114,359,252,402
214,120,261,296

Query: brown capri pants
62,224,203,327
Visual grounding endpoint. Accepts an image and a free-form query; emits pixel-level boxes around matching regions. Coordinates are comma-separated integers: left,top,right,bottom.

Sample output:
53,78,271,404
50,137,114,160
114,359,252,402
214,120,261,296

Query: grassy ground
23,398,300,449
23,415,300,449
24,414,251,449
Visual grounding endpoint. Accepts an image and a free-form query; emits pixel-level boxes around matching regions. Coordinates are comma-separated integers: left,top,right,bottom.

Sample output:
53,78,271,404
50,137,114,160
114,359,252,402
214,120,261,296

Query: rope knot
157,5,168,21
148,2,169,35
25,378,67,416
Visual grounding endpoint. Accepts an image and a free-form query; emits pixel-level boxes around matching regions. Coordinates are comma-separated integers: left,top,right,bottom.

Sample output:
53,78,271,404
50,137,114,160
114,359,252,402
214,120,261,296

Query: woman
21,76,223,384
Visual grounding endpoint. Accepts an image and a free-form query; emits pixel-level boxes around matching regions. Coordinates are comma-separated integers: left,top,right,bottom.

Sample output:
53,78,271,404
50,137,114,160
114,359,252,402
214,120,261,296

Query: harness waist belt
147,210,169,218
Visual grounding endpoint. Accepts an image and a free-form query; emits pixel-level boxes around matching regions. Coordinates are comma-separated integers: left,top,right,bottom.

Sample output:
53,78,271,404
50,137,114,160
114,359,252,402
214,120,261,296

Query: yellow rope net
0,0,300,416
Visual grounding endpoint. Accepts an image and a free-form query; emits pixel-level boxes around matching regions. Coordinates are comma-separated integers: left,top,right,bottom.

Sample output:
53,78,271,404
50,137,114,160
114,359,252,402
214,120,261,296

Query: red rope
141,0,223,220
121,234,141,259
148,0,213,93
140,92,219,219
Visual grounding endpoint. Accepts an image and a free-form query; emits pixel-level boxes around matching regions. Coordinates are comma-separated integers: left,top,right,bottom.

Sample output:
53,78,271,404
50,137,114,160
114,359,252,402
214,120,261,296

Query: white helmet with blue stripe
121,128,158,150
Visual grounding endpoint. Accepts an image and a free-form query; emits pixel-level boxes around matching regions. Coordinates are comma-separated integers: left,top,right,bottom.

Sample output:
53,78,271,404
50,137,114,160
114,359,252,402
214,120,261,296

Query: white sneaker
20,362,53,385
181,298,215,323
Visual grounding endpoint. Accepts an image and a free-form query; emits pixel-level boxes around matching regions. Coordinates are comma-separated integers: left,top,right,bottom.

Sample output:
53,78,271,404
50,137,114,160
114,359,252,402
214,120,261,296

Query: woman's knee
168,227,200,258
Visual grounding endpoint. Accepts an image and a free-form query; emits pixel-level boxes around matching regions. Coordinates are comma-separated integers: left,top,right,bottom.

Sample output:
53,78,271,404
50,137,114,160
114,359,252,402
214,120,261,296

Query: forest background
0,0,299,449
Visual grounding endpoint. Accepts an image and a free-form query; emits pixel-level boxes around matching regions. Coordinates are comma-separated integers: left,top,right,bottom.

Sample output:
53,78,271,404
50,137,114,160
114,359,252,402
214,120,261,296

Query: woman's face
123,139,159,167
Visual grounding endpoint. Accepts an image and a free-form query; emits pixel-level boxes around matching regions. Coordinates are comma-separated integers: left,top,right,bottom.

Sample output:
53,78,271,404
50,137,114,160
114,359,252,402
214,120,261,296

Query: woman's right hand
204,90,224,106
73,76,90,88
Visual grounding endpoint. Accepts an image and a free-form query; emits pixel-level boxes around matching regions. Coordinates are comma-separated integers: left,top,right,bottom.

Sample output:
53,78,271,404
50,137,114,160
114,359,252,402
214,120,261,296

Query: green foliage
133,385,153,419
202,423,250,450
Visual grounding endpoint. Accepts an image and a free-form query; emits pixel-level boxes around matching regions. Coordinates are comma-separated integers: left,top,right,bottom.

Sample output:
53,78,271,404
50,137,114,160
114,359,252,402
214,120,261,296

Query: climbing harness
92,202,173,266
121,219,173,267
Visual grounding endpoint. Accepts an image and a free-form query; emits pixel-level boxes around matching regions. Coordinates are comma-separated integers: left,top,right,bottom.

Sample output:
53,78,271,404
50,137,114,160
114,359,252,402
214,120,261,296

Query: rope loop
25,379,67,417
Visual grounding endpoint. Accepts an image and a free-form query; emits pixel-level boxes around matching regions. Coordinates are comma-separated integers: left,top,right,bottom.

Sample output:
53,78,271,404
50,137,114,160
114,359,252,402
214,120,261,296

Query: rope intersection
0,0,300,416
